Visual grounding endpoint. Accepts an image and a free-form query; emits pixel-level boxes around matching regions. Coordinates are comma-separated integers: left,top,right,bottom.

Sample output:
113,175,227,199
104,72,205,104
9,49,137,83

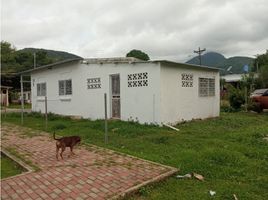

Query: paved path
1,123,177,200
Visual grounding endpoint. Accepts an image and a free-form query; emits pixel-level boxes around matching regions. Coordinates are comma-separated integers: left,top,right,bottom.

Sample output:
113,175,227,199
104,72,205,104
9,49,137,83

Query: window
59,79,72,95
199,78,215,97
37,83,46,96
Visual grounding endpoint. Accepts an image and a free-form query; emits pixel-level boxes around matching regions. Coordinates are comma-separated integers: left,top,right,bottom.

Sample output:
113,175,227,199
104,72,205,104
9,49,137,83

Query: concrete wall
160,63,220,125
31,60,220,125
31,61,161,124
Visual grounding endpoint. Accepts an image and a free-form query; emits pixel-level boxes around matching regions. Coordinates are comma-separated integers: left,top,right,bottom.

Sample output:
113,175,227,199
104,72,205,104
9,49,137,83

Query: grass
1,103,31,109
4,147,40,171
1,152,27,179
2,112,268,199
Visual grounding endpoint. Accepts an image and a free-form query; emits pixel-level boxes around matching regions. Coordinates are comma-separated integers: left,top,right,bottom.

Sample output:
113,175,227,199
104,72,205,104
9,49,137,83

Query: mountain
186,52,254,75
18,48,82,62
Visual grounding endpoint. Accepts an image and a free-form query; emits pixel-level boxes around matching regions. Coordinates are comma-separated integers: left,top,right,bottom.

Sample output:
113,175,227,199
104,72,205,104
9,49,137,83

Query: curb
1,148,34,181
109,168,178,199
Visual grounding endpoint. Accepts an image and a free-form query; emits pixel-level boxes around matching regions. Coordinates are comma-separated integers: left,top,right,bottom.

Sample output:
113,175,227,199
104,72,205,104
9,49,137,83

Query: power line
194,47,206,66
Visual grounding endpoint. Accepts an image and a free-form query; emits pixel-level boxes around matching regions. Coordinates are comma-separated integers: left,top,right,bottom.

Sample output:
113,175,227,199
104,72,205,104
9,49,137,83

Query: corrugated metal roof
18,57,219,75
152,60,219,71
17,58,82,75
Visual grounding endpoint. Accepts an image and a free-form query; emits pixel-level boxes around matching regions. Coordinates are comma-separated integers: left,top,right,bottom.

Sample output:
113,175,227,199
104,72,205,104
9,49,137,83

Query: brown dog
53,132,81,160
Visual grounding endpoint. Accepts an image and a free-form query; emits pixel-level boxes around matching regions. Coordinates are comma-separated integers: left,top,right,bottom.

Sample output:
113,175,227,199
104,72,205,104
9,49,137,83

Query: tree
253,51,268,88
35,51,54,66
253,51,268,72
126,49,150,61
1,41,18,73
257,65,268,88
1,41,55,90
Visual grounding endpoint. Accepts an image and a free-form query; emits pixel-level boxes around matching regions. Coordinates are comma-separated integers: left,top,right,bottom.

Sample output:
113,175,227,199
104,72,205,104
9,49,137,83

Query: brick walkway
1,123,177,200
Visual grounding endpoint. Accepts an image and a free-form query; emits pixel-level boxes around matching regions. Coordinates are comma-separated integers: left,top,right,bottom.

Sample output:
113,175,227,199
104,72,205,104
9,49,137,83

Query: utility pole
33,52,36,68
194,47,206,65
254,54,259,73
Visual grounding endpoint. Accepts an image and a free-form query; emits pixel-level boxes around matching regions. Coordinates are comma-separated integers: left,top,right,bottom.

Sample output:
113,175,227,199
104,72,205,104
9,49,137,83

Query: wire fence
16,93,109,144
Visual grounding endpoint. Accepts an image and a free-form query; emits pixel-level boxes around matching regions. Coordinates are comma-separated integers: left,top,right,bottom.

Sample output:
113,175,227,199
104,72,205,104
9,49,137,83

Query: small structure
221,73,244,88
18,91,31,103
20,57,220,125
0,86,12,106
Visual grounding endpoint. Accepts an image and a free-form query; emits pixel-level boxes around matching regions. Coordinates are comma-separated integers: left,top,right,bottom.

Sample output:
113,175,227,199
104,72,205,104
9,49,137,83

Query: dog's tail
53,131,59,140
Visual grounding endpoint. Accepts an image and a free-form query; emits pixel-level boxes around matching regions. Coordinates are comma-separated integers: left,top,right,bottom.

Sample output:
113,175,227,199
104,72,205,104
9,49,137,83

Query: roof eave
17,58,83,75
153,60,220,71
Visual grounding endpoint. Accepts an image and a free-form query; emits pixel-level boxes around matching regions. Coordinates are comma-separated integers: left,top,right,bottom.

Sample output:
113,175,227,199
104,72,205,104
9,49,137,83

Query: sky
1,0,268,61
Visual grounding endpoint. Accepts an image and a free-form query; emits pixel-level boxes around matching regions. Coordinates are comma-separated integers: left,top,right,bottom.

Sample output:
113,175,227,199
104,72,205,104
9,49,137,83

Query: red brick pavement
1,123,178,200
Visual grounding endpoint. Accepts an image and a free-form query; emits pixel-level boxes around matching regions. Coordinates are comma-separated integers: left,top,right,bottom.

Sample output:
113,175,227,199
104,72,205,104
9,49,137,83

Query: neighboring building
17,91,32,104
221,74,244,83
21,57,220,125
0,86,12,106
221,73,258,88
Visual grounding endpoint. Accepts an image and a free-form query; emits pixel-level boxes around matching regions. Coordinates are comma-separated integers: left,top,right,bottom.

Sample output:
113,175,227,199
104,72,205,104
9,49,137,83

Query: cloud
2,0,268,61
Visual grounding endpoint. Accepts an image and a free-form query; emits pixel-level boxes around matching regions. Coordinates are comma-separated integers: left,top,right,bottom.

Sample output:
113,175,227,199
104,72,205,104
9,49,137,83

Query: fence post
104,93,108,144
45,96,48,130
20,75,24,125
4,104,7,118
245,87,248,111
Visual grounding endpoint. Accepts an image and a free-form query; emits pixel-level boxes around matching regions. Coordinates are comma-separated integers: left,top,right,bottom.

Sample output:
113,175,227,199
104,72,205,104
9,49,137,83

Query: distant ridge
186,52,254,74
18,48,82,61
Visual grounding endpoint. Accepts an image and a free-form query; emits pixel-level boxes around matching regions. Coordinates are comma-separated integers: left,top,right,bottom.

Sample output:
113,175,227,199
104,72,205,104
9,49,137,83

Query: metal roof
17,58,82,75
18,57,219,75
82,57,143,64
152,60,219,71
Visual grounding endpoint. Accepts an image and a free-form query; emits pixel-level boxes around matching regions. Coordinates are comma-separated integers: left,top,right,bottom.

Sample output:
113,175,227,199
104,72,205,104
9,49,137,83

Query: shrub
248,102,263,113
228,88,245,109
27,111,43,118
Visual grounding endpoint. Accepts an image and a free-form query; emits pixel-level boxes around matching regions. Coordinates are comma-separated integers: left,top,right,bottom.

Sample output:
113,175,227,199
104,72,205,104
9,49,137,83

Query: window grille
208,78,215,96
59,79,72,95
37,83,46,96
199,78,215,97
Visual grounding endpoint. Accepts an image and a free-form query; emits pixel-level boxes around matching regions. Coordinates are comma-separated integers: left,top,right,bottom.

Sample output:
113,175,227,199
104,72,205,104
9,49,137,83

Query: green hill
1,47,82,74
1,41,82,89
186,52,254,74
18,48,82,62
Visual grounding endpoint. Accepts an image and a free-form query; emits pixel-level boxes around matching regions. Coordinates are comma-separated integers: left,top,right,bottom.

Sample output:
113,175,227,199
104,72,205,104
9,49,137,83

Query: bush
27,111,43,118
228,88,245,109
248,102,263,113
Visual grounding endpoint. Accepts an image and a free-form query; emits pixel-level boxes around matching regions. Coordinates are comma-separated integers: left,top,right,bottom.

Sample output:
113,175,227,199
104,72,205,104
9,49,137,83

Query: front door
110,74,120,118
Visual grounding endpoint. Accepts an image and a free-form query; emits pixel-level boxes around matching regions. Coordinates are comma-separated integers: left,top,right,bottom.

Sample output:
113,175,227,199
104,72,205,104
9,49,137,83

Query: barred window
37,83,46,96
199,78,215,97
208,78,215,96
59,79,72,96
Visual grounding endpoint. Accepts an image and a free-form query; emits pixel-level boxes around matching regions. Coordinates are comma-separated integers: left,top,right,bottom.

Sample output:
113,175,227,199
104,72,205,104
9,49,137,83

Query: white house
21,57,220,125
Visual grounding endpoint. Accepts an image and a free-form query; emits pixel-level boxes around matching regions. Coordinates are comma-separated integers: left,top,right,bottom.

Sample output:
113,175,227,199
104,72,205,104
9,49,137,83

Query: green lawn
1,103,31,110
2,112,268,199
1,152,26,179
